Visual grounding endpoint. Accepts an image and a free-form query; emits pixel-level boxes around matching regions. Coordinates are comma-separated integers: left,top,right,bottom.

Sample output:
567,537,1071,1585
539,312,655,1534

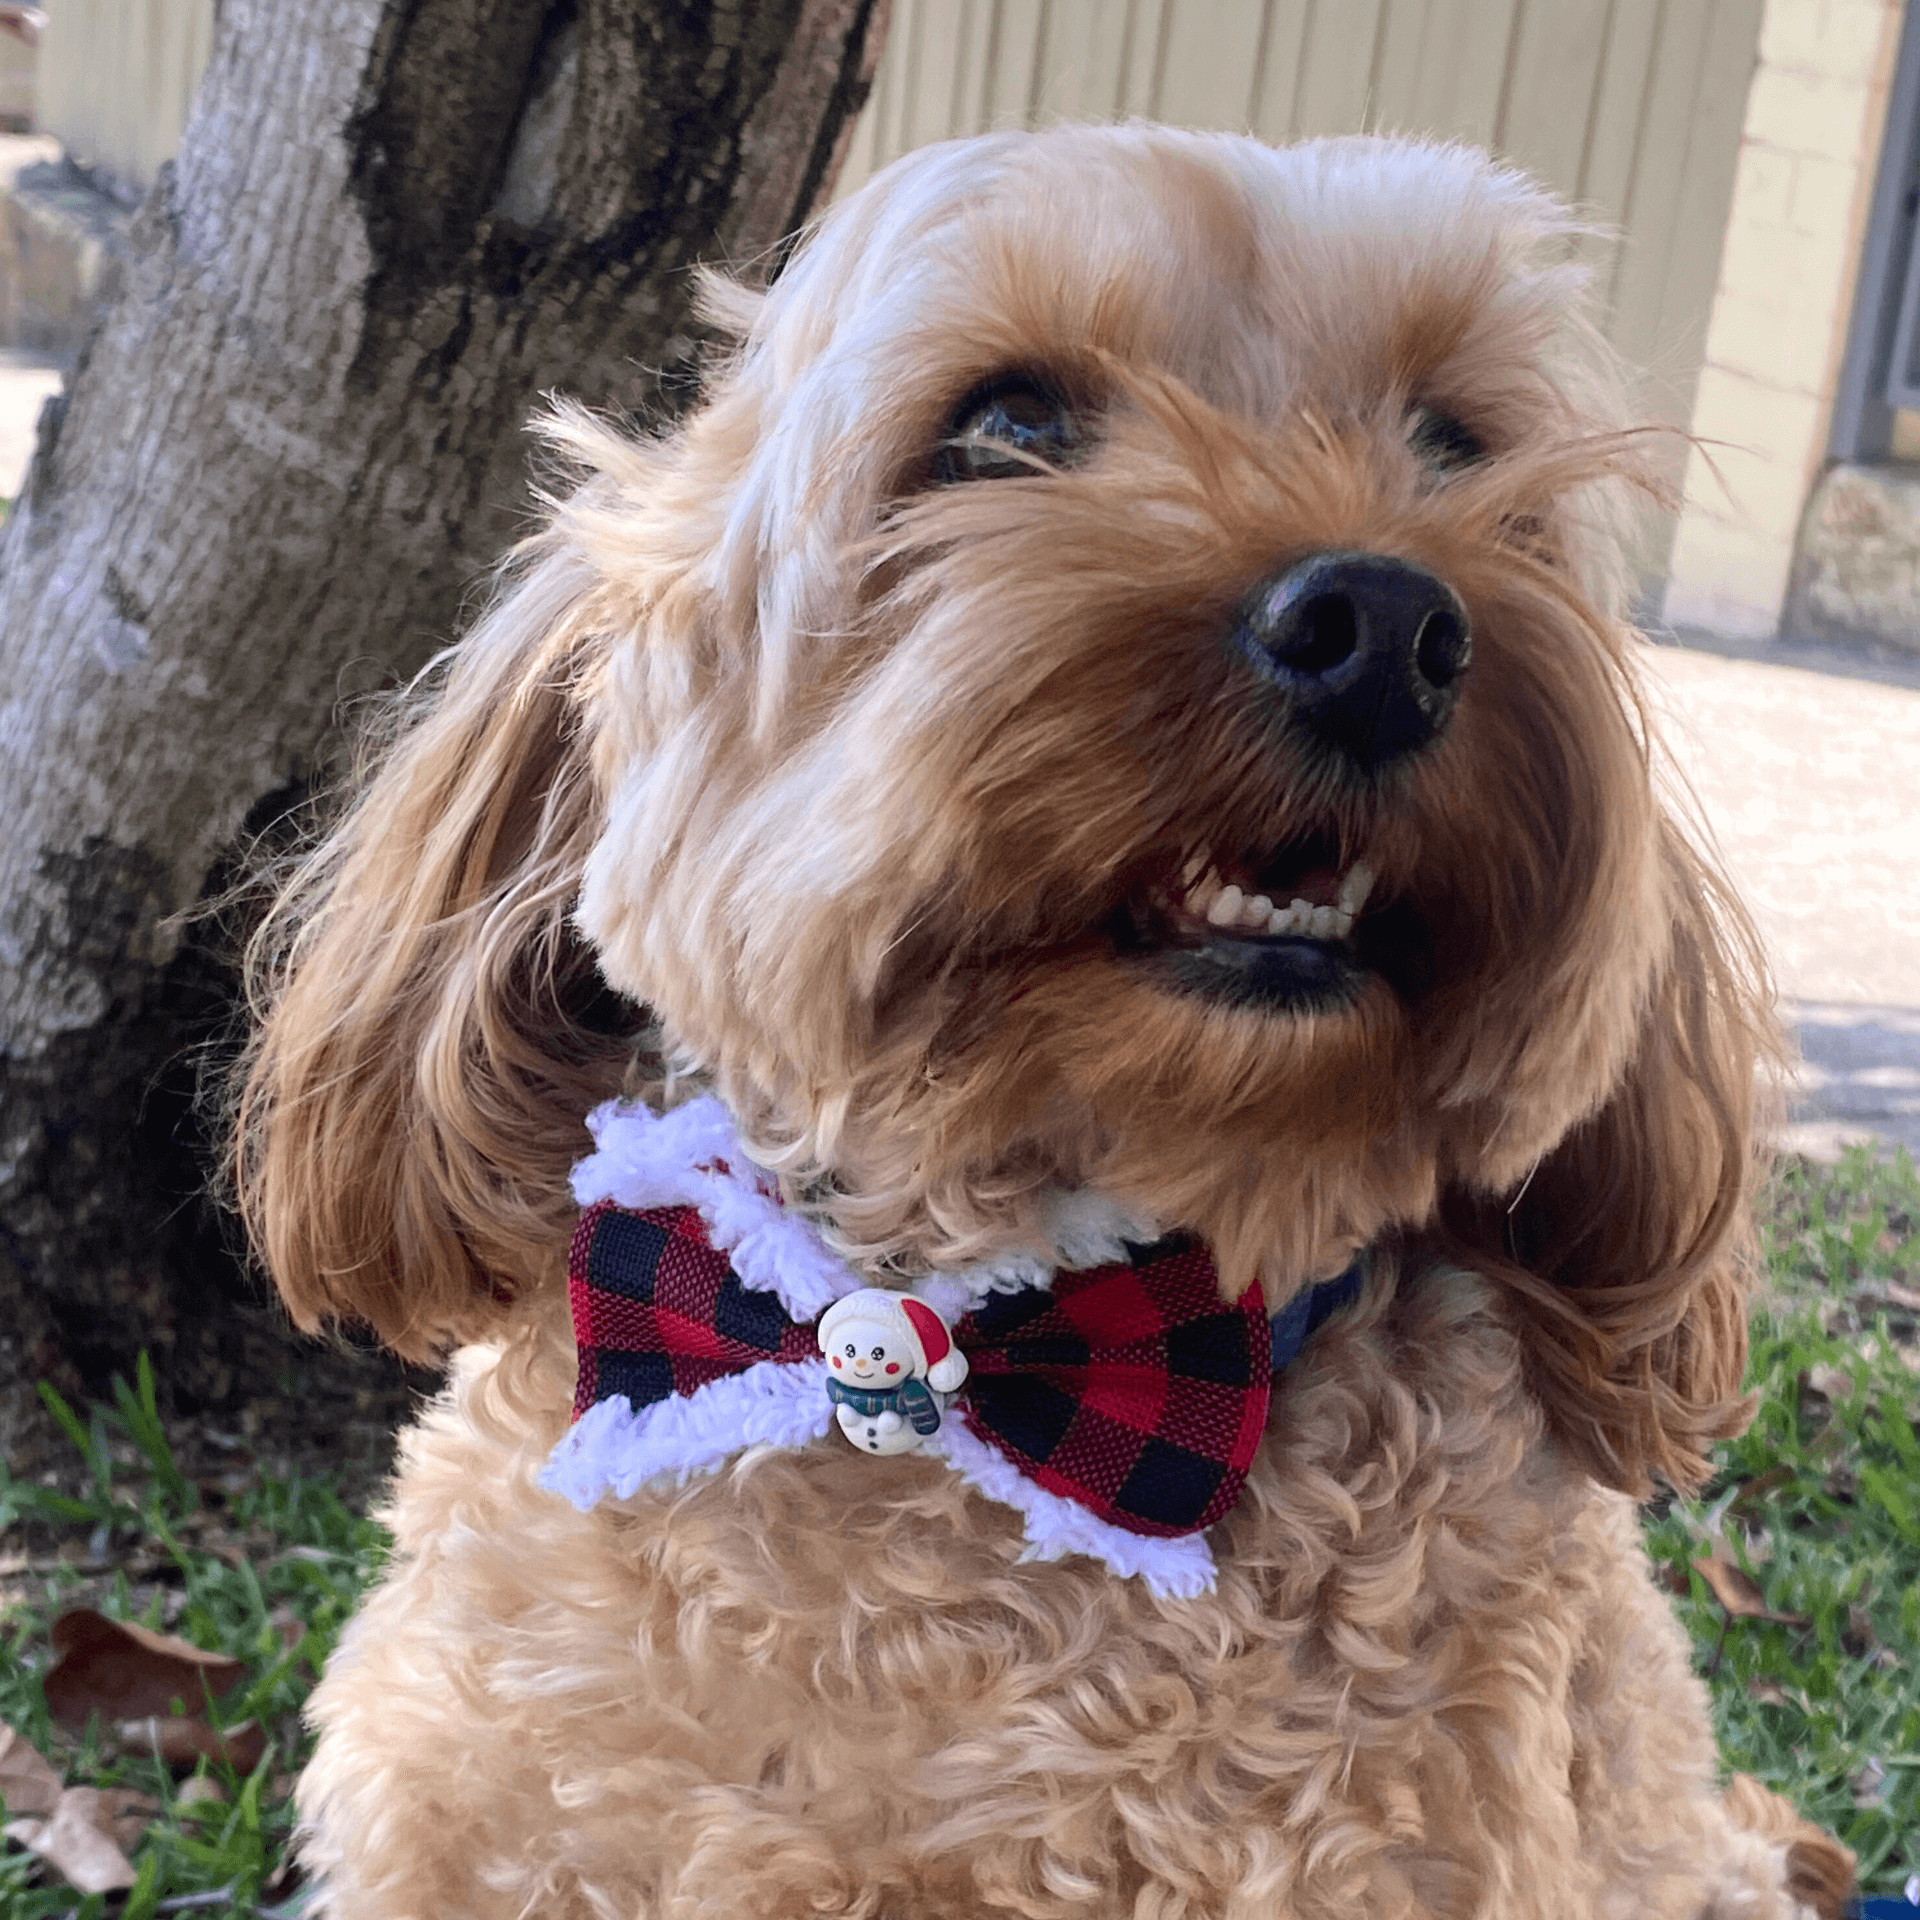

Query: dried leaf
1797,1369,1834,1426
1693,1556,1768,1617
1851,1755,1889,1808
3,1785,153,1892
44,1608,244,1730
1690,1557,1810,1627
1746,1680,1794,1707
0,1721,62,1819
1845,1605,1881,1656
1807,1362,1853,1402
1656,1560,1692,1596
266,1605,306,1651
1726,1463,1794,1515
114,1715,266,1773
175,1775,227,1810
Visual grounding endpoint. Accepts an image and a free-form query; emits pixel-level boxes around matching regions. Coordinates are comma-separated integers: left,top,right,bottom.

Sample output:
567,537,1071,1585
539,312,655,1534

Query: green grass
2,1153,1917,1908
1646,1144,1920,1894
0,1358,386,1918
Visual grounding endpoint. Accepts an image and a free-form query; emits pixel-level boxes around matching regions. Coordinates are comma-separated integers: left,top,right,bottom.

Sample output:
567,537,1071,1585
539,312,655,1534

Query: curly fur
237,124,1852,1916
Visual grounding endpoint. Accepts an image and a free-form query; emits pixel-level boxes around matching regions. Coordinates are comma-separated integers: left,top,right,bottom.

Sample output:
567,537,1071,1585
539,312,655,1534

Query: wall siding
37,0,214,190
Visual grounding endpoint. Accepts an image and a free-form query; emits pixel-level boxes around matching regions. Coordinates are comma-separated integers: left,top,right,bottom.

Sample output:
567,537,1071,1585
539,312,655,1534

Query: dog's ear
1438,819,1777,1496
235,540,638,1361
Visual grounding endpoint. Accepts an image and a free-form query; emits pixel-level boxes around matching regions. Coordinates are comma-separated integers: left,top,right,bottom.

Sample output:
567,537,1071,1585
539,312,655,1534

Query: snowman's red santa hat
816,1289,970,1394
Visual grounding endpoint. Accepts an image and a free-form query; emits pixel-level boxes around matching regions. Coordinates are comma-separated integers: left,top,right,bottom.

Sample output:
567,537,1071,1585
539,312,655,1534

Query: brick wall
1663,0,1902,639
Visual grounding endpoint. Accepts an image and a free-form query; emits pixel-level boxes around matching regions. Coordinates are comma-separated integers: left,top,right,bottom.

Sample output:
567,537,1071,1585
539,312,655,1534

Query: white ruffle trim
546,1098,1210,1598
539,1358,835,1505
571,1097,851,1320
540,1360,1214,1599
924,1419,1217,1598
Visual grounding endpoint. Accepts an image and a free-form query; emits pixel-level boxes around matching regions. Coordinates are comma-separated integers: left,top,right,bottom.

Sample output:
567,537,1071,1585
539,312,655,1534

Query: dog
237,124,1856,1918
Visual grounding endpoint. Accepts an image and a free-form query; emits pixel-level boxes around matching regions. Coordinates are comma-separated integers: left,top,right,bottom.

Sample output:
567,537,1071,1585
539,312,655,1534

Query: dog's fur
238,125,1855,1917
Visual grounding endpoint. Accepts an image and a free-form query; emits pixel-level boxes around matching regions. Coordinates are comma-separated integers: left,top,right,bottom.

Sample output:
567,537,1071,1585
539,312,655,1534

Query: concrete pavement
1641,642,1920,1160
0,343,60,498
0,359,1913,1158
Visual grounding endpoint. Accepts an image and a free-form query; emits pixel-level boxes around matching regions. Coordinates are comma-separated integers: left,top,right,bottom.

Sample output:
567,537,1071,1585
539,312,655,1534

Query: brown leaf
114,1715,266,1773
266,1605,306,1651
1807,1362,1853,1402
1690,1557,1810,1628
1746,1680,1794,1707
175,1775,226,1811
1656,1560,1692,1596
1693,1556,1768,1617
3,1786,153,1893
1797,1369,1834,1426
0,1721,62,1818
1845,1605,1880,1656
44,1609,244,1730
1727,1463,1794,1515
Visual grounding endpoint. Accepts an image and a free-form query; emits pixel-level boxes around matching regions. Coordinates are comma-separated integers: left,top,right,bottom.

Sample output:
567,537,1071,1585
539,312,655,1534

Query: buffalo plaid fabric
566,1205,1356,1539
566,1200,818,1421
952,1240,1271,1536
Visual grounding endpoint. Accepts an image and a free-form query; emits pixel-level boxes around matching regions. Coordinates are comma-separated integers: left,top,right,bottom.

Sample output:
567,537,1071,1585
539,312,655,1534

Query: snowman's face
826,1319,917,1384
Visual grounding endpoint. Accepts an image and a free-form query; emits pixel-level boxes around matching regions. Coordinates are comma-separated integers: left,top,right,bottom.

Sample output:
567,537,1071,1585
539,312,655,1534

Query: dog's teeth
1206,885,1244,928
1335,861,1377,917
1182,855,1208,887
1247,894,1273,920
1330,908,1354,938
1308,905,1337,939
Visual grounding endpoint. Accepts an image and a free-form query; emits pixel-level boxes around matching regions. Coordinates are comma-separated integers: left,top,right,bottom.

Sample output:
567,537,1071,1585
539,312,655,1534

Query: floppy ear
235,536,642,1361
1437,818,1779,1496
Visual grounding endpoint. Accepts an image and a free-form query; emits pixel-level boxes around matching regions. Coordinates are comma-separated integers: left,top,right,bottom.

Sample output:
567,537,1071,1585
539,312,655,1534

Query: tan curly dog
239,124,1854,1919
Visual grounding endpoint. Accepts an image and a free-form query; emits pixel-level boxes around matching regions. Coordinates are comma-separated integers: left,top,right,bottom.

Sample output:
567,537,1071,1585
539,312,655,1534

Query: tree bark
0,0,888,1442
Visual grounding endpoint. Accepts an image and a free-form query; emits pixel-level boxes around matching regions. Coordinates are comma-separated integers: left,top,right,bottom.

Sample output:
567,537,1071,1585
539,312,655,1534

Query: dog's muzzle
1233,551,1471,772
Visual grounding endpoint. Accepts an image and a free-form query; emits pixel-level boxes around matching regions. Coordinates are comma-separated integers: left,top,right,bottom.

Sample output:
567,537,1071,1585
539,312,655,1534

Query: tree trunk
0,0,888,1448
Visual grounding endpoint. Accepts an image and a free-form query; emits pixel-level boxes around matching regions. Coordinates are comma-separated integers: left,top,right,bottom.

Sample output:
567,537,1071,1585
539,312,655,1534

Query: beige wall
838,0,1768,581
37,0,213,189
1664,0,1903,639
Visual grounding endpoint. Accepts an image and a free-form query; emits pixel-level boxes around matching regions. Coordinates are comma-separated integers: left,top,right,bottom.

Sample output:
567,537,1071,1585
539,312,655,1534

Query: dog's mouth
1112,829,1433,1014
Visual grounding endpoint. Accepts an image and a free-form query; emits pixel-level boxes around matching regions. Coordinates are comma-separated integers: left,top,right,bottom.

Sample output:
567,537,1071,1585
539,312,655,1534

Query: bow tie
541,1098,1362,1597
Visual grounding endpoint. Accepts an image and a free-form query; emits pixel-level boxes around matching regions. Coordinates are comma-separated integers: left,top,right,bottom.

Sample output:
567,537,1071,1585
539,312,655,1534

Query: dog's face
569,128,1670,1293
242,126,1767,1491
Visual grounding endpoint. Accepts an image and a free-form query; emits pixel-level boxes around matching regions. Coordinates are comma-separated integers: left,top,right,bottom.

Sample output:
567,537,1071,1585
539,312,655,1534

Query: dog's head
240,126,1772,1492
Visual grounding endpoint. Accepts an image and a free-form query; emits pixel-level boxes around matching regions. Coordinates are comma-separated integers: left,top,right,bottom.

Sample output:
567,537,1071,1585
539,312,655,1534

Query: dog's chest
522,1269,1605,1902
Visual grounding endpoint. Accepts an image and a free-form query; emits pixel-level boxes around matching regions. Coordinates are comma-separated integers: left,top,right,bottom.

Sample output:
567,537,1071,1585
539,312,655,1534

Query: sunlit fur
237,126,1851,1917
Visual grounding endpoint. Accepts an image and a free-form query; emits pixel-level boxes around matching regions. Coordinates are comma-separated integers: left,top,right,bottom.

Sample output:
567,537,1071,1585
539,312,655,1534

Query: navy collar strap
1271,1261,1366,1373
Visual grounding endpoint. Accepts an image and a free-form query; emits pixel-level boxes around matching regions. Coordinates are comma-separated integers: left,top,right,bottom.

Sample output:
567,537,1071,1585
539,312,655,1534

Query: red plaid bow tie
564,1197,1359,1541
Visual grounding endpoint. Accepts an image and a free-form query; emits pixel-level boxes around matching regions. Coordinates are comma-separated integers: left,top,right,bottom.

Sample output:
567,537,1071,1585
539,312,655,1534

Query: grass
0,1359,386,1918
1645,1143,1920,1895
1,1153,1917,1910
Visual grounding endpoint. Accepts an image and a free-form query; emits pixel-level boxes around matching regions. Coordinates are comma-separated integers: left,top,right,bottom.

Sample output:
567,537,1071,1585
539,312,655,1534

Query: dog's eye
938,376,1079,482
1408,406,1485,476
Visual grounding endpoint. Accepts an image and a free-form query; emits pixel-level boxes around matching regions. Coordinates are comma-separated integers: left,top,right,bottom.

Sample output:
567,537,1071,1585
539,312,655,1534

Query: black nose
1233,551,1471,771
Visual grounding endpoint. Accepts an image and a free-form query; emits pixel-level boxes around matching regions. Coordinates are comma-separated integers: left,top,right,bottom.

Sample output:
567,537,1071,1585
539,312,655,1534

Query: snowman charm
817,1290,970,1456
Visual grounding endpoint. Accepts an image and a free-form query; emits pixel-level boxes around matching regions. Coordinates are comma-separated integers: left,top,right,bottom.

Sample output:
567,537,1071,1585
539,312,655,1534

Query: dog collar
539,1098,1363,1598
